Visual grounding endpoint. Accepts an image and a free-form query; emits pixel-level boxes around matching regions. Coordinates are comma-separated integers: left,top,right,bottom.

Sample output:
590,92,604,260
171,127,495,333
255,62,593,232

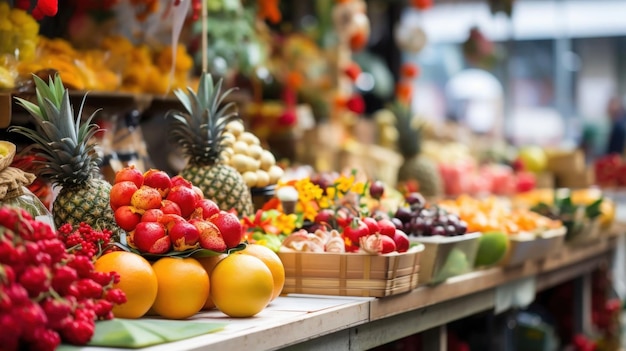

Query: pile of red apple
109,166,243,254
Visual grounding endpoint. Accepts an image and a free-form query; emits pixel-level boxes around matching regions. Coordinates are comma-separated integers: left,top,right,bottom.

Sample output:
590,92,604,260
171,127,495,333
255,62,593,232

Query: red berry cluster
0,207,127,351
57,222,116,259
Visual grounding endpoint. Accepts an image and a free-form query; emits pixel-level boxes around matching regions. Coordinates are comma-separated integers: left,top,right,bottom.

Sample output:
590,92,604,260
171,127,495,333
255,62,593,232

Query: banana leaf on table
57,318,226,349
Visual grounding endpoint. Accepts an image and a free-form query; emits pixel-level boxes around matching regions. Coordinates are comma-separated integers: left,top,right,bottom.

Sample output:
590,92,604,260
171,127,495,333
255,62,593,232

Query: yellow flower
326,187,337,200
274,213,298,235
301,203,319,222
317,195,333,209
351,181,366,196
336,174,355,194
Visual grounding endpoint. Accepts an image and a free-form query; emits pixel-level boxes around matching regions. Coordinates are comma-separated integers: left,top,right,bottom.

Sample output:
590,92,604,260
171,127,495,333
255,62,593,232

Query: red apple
159,213,186,231
141,208,164,223
132,222,170,254
377,219,397,238
110,181,138,211
114,205,142,232
314,209,334,224
143,169,172,197
171,175,193,188
192,186,204,201
209,211,243,249
114,165,144,188
166,185,198,219
362,217,380,235
380,234,397,254
195,199,220,219
160,200,182,216
191,219,227,252
393,230,410,253
131,186,162,211
169,221,200,251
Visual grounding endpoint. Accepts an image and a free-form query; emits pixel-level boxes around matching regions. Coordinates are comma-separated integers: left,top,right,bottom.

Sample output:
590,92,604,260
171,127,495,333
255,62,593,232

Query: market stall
1,1,625,351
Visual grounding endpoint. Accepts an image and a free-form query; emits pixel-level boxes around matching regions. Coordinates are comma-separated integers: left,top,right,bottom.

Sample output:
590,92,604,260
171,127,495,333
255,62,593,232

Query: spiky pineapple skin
397,155,443,198
181,163,253,217
53,178,119,235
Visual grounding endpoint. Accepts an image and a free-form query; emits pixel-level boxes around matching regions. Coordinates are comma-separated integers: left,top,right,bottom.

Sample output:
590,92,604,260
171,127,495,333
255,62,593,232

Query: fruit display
9,74,121,236
166,73,255,217
439,195,563,235
109,166,245,255
391,192,469,238
221,119,285,189
0,207,127,350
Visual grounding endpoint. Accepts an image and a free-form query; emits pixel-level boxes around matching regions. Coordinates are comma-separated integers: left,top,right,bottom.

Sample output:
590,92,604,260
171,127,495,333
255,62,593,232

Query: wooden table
73,231,620,351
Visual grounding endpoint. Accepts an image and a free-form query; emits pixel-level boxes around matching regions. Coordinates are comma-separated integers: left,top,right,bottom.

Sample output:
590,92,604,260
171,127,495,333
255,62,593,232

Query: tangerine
196,254,227,310
234,244,285,301
211,254,273,317
94,251,158,319
151,257,210,319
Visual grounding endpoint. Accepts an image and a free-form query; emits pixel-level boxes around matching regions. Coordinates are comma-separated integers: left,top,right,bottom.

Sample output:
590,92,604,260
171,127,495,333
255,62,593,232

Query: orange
196,254,227,310
151,257,210,319
94,251,158,319
234,244,285,301
211,254,273,317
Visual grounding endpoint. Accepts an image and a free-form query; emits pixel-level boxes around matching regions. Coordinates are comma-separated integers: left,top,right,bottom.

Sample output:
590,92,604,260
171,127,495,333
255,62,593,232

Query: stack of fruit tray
499,227,566,267
277,244,424,298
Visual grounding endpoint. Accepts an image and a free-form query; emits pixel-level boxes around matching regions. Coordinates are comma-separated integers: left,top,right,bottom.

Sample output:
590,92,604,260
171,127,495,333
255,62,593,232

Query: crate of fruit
278,240,424,298
500,227,566,267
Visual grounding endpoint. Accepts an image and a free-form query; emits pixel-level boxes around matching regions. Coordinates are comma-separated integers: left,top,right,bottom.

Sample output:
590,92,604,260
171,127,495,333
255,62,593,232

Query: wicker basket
278,244,424,298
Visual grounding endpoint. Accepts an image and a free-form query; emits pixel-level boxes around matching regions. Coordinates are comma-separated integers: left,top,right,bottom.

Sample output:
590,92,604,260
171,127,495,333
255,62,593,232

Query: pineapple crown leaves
9,74,102,185
166,72,239,165
391,101,424,158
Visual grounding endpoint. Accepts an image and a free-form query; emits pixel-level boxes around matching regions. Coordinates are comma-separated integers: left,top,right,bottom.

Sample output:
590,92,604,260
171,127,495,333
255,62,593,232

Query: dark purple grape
446,225,457,236
391,218,404,230
405,192,426,207
403,222,413,234
411,217,425,235
395,207,412,224
457,220,468,235
410,203,424,213
447,214,459,226
431,226,446,236
437,215,448,225
420,209,434,219
369,180,385,200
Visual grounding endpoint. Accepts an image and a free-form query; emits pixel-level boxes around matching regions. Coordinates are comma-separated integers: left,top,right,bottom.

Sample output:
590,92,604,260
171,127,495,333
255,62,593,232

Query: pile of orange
439,195,562,235
94,244,285,320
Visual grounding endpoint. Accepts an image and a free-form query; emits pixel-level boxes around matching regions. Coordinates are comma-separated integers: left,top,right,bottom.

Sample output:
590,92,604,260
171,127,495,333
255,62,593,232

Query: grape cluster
393,193,468,237
0,207,127,351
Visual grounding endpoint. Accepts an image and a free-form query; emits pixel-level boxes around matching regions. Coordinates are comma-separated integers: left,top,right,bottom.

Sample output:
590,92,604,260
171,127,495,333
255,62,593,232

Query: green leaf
77,319,226,349
585,198,603,219
112,240,246,260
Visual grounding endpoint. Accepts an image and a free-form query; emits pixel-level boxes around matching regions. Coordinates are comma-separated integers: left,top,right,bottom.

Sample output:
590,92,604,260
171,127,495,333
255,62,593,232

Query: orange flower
286,71,304,90
401,63,420,79
257,0,281,24
395,81,413,104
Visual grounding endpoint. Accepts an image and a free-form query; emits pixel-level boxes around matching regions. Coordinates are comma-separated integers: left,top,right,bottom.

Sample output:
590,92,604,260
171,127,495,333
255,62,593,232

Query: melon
474,232,509,267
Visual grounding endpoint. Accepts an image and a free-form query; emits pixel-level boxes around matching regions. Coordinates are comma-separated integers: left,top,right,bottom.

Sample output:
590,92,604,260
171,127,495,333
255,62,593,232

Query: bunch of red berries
57,222,115,260
0,207,127,351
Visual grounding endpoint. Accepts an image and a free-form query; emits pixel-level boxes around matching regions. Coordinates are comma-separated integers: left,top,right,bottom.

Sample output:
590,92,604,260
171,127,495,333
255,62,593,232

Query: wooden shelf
71,233,620,351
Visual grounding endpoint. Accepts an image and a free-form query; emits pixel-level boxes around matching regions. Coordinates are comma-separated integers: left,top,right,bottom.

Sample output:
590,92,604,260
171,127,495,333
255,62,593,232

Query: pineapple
167,73,254,216
393,103,443,198
10,75,120,235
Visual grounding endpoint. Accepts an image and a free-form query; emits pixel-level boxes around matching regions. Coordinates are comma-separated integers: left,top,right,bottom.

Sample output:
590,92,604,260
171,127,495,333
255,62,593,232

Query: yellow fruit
518,146,547,173
94,251,158,319
211,254,274,317
196,254,227,310
151,257,210,320
234,244,285,301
